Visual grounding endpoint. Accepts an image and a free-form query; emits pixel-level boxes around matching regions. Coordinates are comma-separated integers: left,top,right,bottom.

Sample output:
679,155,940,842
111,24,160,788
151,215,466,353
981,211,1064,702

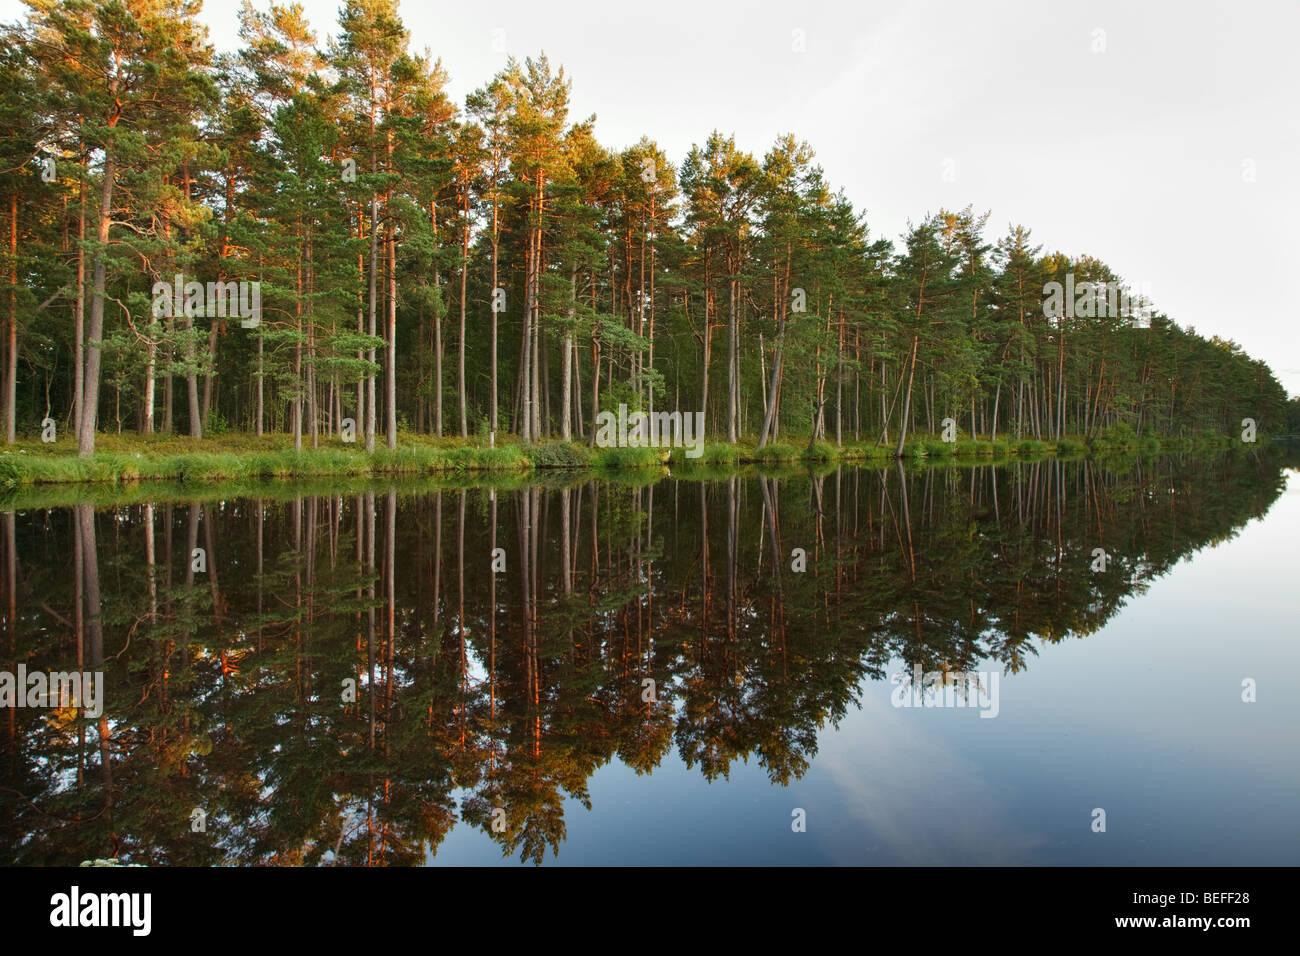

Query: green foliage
530,441,592,469
0,1,1286,465
1095,423,1139,451
591,446,666,470
6,451,1290,863
753,442,800,462
802,441,839,462
701,444,742,466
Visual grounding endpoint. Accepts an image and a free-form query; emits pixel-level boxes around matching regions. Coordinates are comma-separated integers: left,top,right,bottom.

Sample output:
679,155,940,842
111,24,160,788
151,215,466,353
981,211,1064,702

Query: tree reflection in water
0,452,1290,864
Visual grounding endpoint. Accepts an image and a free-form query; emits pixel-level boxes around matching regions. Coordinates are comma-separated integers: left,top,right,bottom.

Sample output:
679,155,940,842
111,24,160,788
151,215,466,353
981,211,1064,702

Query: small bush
753,442,799,462
591,445,666,469
1096,422,1138,449
530,441,591,469
702,443,740,466
0,456,22,490
802,441,839,462
461,445,528,471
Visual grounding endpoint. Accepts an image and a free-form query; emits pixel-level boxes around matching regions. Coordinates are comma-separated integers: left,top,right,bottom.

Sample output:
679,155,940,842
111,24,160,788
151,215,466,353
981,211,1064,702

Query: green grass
703,443,738,465
0,434,537,490
0,426,1251,492
802,441,840,462
1159,434,1235,453
751,442,801,463
1053,437,1089,456
845,442,893,460
529,441,593,469
590,445,667,470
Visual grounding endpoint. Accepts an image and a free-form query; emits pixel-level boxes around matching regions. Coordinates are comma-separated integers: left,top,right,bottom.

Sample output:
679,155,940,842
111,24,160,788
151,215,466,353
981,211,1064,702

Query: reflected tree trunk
76,505,112,836
365,491,376,750
386,489,396,729
5,512,16,751
726,476,738,642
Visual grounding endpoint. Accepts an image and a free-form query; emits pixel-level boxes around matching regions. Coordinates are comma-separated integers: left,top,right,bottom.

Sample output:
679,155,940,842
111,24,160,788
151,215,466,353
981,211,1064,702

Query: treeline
0,0,1288,457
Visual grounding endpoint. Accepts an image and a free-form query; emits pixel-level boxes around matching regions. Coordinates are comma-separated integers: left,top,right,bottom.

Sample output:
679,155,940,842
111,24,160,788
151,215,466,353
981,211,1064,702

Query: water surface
2,452,1297,865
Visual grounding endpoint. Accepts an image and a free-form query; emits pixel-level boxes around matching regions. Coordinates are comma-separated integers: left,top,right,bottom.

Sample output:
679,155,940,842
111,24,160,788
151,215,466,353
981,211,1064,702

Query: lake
2,450,1297,865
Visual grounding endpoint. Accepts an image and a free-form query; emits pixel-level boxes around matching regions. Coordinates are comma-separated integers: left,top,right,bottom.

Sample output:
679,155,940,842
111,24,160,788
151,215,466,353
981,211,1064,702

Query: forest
0,0,1290,464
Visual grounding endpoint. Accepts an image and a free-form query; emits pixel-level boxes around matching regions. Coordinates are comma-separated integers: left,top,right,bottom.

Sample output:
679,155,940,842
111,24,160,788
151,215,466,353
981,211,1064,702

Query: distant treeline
0,0,1289,457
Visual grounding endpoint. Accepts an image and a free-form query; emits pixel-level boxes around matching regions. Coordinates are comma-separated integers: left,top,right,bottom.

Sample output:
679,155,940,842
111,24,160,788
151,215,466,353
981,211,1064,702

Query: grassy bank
0,428,1251,493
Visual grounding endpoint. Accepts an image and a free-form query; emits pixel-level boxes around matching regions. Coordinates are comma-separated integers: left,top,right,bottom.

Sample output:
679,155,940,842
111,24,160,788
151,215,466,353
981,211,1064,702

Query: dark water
2,452,1297,865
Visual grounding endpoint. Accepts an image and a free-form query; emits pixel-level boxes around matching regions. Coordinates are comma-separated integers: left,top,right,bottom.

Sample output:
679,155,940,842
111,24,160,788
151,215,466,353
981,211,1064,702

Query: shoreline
0,432,1256,498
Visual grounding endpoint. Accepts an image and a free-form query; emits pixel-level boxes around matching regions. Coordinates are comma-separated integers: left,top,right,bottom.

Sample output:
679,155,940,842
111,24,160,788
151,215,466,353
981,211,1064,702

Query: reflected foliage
0,451,1290,864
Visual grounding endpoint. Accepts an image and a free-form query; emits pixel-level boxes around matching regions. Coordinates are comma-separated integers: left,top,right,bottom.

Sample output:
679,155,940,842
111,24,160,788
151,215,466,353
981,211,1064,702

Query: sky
5,0,1297,398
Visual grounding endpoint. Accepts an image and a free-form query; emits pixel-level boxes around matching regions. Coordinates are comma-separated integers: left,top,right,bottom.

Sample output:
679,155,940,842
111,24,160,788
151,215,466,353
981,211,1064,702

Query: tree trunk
366,191,378,453
726,276,739,443
5,193,16,444
74,154,86,438
894,335,919,457
520,221,534,443
490,197,499,435
386,219,397,449
79,149,115,457
561,264,574,440
202,320,219,435
458,179,469,438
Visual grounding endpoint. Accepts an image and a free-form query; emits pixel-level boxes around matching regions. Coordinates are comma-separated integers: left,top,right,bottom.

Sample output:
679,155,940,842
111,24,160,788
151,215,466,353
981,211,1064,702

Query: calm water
2,452,1298,865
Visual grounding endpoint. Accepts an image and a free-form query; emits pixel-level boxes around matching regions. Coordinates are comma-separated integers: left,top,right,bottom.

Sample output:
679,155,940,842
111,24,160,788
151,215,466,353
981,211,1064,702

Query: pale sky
7,0,1298,397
